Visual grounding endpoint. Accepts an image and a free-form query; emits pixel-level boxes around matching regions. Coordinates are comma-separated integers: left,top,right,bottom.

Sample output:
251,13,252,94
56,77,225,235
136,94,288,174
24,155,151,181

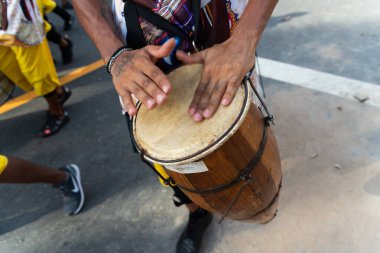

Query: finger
202,80,228,118
189,77,211,122
133,70,168,105
139,60,172,97
221,77,241,106
195,77,223,118
176,50,204,64
120,92,137,116
114,82,139,114
146,38,176,60
127,80,157,110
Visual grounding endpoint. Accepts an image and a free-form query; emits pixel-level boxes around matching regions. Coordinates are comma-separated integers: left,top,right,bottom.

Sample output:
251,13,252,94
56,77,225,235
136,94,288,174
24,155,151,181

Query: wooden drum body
132,64,282,223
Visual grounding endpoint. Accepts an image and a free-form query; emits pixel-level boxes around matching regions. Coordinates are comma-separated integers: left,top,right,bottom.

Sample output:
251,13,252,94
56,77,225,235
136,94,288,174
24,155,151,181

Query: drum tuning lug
264,115,275,126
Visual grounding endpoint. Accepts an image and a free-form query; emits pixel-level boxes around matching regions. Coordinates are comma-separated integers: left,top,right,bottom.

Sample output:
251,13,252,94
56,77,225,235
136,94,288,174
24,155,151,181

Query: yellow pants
0,38,60,96
0,155,8,176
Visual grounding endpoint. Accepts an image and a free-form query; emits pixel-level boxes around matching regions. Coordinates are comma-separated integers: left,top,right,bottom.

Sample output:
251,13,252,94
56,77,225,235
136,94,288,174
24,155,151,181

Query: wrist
224,34,257,57
106,46,133,76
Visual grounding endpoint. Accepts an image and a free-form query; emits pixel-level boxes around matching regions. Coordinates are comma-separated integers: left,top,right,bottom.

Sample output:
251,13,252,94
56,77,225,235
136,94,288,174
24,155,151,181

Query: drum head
132,64,251,165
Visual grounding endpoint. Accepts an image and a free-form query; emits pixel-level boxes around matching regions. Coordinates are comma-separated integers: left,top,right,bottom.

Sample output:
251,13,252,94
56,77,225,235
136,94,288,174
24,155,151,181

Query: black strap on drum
123,0,146,49
123,0,201,50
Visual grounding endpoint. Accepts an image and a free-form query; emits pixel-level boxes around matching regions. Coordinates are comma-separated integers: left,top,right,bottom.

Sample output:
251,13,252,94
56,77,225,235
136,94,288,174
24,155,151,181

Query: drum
132,64,282,223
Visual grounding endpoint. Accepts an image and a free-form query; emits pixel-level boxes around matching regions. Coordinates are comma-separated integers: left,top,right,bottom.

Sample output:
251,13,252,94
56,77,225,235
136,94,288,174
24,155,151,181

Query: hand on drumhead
110,39,176,116
176,40,255,122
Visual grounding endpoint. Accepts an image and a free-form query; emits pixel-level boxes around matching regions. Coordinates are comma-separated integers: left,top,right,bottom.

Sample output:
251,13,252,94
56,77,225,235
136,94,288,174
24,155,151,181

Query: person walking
0,0,73,137
0,154,85,215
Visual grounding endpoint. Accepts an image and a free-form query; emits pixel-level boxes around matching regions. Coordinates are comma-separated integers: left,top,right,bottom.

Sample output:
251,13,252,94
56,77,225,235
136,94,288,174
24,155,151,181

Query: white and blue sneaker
57,164,85,215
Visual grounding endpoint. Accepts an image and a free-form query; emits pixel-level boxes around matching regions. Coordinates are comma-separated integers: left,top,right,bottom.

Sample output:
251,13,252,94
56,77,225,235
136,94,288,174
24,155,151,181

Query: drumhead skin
132,64,252,165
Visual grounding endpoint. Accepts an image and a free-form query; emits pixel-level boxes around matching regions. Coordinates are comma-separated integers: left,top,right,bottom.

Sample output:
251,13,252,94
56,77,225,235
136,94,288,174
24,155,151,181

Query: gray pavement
1,1,380,253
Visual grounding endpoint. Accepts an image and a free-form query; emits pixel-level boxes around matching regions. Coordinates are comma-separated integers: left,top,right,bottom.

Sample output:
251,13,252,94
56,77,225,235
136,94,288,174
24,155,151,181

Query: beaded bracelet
106,46,133,76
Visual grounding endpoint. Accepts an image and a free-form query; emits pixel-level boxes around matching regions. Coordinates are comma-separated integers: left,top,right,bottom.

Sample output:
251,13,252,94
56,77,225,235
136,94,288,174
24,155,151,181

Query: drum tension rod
244,73,275,126
218,176,254,224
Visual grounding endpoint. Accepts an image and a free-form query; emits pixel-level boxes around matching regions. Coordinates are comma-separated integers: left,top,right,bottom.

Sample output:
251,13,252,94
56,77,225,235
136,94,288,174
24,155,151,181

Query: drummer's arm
72,0,124,63
229,0,278,56
177,0,278,122
73,0,175,116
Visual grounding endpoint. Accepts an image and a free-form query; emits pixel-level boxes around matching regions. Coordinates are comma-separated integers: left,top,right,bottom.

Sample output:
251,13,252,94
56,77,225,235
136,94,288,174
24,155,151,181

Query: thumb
146,38,176,60
176,49,204,64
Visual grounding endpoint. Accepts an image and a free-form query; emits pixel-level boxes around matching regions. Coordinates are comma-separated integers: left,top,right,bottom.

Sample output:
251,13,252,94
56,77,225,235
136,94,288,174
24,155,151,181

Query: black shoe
64,15,74,31
38,110,69,137
58,86,72,105
56,164,85,215
176,208,213,253
60,38,73,64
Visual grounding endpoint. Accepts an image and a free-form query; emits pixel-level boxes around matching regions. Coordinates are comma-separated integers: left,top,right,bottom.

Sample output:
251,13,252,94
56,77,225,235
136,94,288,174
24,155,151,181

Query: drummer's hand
176,39,255,122
111,39,176,116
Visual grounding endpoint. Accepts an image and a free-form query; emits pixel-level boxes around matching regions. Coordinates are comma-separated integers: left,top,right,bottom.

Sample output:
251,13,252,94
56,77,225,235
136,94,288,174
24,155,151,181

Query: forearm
72,0,124,63
229,0,278,54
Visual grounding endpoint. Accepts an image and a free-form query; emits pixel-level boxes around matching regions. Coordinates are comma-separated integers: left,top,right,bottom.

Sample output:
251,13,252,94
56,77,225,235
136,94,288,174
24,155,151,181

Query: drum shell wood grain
164,104,282,223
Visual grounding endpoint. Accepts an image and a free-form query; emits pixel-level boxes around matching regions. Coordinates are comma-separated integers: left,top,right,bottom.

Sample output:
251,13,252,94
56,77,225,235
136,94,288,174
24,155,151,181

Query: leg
0,45,67,117
0,46,34,93
43,89,65,115
171,185,212,253
173,186,212,253
0,156,66,184
45,20,74,64
149,162,212,253
135,133,212,252
0,155,85,215
52,5,74,31
10,39,60,97
10,39,71,136
52,5,71,22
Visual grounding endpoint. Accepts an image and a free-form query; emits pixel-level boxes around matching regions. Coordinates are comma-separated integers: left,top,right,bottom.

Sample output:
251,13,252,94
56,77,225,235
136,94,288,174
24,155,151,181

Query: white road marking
258,57,380,108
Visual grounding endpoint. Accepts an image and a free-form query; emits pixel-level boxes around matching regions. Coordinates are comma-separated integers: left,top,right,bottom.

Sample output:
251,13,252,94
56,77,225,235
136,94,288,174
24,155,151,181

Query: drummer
72,0,277,252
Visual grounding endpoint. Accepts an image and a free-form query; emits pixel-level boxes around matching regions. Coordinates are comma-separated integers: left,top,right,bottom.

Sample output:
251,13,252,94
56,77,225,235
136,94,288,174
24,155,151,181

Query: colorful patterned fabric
0,0,45,46
113,0,243,70
113,0,243,48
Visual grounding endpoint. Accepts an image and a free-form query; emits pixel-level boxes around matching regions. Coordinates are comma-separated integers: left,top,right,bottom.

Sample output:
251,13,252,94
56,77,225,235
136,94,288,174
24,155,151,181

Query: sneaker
38,110,70,137
176,208,213,253
57,164,85,215
60,38,73,64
